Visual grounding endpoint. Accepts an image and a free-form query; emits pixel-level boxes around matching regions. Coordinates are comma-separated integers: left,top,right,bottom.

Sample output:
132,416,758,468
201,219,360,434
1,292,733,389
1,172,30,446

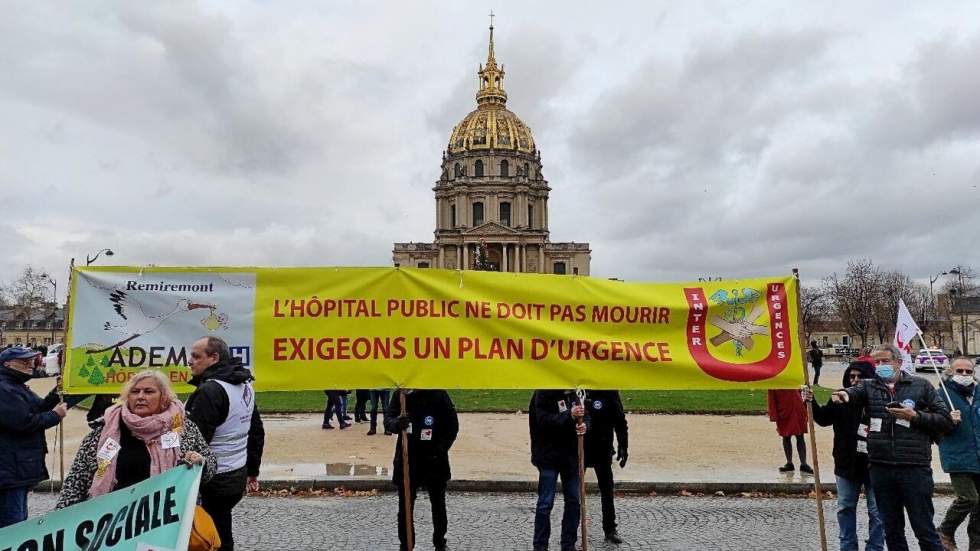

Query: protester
767,388,813,473
0,346,67,527
584,390,628,545
354,389,371,423
322,390,349,429
384,389,459,551
937,357,980,550
806,360,884,551
529,389,588,551
56,370,214,508
832,343,953,551
186,337,265,551
368,388,392,436
808,340,824,386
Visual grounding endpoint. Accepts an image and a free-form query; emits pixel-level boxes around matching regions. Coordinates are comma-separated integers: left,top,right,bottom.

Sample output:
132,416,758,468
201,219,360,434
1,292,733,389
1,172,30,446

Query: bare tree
824,259,878,347
871,270,918,344
800,285,830,343
2,266,51,343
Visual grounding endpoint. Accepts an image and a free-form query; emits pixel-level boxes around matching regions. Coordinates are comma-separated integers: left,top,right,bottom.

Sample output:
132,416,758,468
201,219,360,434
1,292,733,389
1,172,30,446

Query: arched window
454,163,461,177
473,202,484,226
474,160,484,177
500,160,509,177
524,163,531,178
500,202,511,226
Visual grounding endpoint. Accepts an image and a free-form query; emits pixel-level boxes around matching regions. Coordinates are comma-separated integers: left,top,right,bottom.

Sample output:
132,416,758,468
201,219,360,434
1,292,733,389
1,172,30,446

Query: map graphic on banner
0,465,201,551
65,267,804,392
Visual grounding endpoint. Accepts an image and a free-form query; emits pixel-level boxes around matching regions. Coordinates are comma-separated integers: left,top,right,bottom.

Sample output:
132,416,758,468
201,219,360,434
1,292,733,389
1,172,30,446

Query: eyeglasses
874,359,893,365
954,369,975,375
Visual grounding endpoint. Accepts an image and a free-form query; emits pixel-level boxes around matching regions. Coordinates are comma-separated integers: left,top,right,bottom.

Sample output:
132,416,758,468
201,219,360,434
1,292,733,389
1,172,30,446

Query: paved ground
28,491,970,550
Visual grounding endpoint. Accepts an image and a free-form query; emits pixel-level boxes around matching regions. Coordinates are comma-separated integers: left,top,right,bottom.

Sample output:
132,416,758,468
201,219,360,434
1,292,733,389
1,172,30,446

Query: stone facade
0,304,66,347
393,24,591,275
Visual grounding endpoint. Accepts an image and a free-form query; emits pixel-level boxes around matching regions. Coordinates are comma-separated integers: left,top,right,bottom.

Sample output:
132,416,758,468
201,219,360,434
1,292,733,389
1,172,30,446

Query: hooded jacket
186,358,265,495
529,390,589,471
0,367,61,490
938,378,980,474
844,371,953,466
384,390,459,486
811,361,874,481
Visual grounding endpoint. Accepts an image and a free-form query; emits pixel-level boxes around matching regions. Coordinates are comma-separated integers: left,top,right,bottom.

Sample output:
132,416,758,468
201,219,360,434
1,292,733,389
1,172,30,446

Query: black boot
605,531,624,544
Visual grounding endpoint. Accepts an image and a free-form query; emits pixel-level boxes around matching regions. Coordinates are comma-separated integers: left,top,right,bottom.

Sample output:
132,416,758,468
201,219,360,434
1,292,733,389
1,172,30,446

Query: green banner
1,465,201,551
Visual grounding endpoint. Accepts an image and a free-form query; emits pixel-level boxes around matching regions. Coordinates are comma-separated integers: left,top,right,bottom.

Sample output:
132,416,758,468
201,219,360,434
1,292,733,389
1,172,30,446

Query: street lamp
948,267,969,355
86,248,114,266
40,273,57,345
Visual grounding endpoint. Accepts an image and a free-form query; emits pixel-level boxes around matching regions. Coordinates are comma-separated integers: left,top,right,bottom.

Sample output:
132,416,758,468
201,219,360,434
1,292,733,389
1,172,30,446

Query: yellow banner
64,267,804,392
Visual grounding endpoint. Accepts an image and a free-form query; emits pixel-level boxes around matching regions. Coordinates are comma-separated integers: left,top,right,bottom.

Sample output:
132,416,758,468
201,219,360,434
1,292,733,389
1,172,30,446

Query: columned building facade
393,24,591,275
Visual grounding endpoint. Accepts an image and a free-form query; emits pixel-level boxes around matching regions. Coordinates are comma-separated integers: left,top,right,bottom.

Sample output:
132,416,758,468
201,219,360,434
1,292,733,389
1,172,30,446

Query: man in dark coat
186,337,265,551
0,346,66,527
807,361,884,551
530,389,588,551
385,389,459,551
833,344,953,551
584,390,628,545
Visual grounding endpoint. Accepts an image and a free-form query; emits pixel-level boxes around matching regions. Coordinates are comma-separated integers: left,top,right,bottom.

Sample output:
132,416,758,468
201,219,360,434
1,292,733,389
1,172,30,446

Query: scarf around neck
89,400,184,499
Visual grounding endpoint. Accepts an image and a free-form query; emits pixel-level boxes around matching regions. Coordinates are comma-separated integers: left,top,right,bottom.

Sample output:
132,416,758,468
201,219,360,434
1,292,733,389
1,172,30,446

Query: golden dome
447,23,536,155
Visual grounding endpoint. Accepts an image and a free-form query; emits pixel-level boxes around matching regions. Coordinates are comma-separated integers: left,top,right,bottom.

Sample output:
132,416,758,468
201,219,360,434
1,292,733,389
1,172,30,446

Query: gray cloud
1,2,978,296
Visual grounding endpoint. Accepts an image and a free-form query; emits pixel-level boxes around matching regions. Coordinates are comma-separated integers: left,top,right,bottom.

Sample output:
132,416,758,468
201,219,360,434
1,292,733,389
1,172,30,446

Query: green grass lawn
253,387,833,415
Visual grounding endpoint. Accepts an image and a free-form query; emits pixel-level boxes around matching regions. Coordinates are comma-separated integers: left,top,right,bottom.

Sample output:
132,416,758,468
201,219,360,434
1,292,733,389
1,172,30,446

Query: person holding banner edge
384,389,459,551
832,344,953,551
804,360,884,551
0,346,67,528
529,389,588,551
57,370,214,508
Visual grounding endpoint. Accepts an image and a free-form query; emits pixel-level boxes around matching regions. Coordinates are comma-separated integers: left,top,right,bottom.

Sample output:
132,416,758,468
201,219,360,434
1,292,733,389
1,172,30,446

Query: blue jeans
837,475,884,551
0,486,29,528
533,467,581,551
869,465,943,551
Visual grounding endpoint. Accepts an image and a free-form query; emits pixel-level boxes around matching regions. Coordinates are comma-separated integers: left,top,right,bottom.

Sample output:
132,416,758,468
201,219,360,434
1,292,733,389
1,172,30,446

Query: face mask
875,365,895,379
953,375,976,387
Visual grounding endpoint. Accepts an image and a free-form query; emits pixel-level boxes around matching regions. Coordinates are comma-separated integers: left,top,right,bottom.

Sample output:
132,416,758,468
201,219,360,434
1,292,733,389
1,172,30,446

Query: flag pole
917,333,954,409
399,388,414,551
576,388,588,551
793,268,828,551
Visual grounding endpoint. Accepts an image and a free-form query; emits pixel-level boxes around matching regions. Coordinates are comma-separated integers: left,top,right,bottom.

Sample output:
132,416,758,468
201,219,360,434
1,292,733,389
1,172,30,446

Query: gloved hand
616,445,628,468
395,414,411,431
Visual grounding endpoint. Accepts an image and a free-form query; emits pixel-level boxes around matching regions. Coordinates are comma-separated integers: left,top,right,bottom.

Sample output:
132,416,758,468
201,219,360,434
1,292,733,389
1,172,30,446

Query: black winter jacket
844,372,953,467
529,390,589,472
811,362,874,481
583,390,628,468
0,367,61,490
186,358,265,495
384,390,459,486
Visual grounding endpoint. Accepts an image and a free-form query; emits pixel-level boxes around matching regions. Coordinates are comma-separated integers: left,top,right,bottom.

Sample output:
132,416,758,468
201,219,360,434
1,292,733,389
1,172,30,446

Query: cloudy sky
2,1,978,298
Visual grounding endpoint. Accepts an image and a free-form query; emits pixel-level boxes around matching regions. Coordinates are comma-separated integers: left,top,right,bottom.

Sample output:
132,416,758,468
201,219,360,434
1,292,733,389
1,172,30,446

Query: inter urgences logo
684,282,792,382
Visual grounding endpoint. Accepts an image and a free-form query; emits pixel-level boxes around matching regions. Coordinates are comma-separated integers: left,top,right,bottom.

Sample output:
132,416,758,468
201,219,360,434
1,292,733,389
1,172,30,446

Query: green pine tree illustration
100,355,110,367
87,365,106,386
106,367,117,378
78,364,90,378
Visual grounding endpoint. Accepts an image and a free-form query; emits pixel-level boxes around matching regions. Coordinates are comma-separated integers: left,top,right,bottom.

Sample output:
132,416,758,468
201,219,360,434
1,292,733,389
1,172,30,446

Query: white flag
893,298,921,373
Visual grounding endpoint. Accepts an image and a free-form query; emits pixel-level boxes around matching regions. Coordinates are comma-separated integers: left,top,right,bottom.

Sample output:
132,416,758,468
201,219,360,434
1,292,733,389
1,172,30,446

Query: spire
476,12,507,108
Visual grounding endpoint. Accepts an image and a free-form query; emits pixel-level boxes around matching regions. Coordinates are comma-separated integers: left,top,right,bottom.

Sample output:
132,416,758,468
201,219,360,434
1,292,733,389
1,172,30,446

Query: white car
914,348,949,372
43,343,64,376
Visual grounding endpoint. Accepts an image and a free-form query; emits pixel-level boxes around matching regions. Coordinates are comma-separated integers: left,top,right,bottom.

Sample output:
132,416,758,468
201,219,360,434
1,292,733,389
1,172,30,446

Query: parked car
914,348,949,372
43,343,64,376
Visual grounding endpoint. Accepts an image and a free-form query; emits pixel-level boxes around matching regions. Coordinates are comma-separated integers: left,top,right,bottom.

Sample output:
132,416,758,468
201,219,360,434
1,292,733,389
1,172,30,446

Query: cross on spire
489,9,495,30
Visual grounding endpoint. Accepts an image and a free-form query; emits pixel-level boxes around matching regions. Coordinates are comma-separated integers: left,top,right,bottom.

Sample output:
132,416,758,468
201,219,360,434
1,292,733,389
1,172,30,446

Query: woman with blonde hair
58,370,216,508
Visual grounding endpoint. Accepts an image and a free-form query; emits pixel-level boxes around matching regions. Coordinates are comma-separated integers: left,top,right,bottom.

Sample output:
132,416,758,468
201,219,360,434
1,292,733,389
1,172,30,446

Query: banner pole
917,334,954,409
576,388,588,551
399,388,414,551
793,268,828,551
58,258,75,486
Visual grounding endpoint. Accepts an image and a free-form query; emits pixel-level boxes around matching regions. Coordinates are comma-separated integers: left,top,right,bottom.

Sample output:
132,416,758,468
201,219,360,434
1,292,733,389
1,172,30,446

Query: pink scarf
89,400,185,499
